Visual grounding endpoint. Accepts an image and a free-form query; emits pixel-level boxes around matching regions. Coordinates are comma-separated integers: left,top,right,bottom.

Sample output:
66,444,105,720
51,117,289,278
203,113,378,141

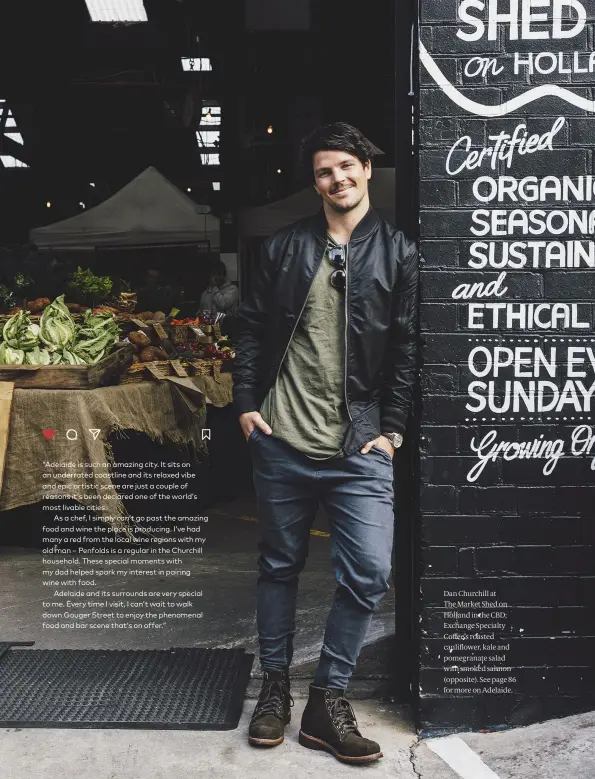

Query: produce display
0,295,120,365
125,329,168,364
66,266,113,305
170,316,200,325
186,337,235,362
0,263,237,381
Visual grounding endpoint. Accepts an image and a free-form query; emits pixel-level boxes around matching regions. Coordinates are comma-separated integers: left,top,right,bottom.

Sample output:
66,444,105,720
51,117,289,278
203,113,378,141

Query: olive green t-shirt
259,247,349,460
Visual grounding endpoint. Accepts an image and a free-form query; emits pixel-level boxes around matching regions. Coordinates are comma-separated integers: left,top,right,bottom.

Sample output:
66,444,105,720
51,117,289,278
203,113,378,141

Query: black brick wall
417,0,595,732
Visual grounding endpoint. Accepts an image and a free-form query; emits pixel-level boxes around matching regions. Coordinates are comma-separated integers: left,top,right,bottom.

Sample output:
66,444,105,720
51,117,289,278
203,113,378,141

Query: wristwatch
382,432,404,449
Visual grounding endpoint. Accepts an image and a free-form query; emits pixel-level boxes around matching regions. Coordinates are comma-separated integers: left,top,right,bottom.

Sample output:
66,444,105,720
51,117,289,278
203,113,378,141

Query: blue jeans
248,427,395,690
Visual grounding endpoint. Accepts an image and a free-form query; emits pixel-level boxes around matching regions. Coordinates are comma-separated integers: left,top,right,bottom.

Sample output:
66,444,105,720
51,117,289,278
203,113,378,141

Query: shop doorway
0,0,419,705
231,0,420,701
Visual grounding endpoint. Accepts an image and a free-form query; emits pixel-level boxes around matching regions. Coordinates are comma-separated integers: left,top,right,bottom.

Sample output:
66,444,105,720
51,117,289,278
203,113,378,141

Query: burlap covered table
0,377,227,532
192,371,233,408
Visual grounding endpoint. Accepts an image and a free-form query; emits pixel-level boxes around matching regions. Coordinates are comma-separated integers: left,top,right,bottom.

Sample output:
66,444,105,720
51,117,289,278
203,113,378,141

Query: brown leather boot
299,684,383,763
248,669,293,746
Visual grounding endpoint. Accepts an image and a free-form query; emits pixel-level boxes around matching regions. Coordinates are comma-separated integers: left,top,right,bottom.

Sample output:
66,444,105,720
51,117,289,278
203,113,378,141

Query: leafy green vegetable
71,308,119,364
39,294,76,352
0,342,25,364
67,267,113,301
0,285,15,309
0,294,120,366
25,346,51,365
2,311,39,350
61,349,87,365
13,273,33,291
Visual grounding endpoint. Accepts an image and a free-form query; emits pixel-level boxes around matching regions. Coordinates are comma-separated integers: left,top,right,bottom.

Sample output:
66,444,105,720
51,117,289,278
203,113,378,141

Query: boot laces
254,679,294,719
329,696,359,736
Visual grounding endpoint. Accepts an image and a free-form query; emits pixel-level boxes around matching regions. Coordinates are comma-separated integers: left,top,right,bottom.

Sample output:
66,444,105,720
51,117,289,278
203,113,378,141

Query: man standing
199,259,239,314
233,122,418,764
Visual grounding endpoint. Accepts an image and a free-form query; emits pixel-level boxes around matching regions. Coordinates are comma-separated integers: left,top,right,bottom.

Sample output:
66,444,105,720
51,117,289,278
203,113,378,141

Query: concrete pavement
413,710,595,779
1,705,593,778
0,699,418,779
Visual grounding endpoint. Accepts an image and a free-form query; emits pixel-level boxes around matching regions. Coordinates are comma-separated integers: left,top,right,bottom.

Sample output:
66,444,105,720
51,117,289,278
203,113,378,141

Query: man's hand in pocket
360,435,394,457
239,411,273,441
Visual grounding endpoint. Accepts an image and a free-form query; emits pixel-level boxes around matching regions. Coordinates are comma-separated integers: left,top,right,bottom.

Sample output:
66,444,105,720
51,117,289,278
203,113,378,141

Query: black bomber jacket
232,205,419,456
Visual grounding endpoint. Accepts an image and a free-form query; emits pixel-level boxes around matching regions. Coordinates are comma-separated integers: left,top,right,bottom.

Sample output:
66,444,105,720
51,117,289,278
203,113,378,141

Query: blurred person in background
199,259,239,314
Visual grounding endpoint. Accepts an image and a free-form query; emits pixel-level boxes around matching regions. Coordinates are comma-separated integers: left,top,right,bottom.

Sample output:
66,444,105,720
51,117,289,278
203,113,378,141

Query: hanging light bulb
276,168,282,174
187,187,192,192
89,182,96,187
46,201,51,208
267,125,273,134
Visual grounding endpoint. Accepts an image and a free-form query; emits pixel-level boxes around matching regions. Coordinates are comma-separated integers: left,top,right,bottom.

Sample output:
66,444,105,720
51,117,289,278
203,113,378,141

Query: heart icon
42,429,56,440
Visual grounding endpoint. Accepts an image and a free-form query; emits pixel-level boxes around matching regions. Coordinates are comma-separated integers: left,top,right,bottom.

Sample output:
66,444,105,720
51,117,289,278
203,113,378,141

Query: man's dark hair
299,122,384,174
210,259,227,277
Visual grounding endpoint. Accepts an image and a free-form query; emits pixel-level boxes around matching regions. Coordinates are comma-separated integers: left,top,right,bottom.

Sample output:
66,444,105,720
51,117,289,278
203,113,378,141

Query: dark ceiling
0,0,397,245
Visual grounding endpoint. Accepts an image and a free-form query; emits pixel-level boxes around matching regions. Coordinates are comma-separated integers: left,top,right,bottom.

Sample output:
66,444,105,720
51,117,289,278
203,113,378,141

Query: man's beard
326,187,365,214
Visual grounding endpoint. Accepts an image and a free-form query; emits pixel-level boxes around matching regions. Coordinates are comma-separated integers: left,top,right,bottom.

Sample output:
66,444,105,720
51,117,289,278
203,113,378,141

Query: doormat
0,643,254,730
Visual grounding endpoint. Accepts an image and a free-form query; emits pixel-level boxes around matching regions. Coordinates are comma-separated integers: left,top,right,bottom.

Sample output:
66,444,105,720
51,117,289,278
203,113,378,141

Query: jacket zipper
344,242,353,421
272,244,326,391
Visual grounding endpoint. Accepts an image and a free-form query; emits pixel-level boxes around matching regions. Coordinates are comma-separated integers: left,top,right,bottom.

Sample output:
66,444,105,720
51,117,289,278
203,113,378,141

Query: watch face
388,433,403,448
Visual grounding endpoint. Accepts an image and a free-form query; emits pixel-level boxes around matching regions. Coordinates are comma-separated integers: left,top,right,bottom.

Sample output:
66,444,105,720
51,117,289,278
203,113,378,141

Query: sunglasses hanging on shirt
327,245,346,293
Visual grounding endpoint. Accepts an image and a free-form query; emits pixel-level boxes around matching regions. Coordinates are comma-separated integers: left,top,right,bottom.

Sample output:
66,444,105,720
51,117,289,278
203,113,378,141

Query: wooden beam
0,382,15,498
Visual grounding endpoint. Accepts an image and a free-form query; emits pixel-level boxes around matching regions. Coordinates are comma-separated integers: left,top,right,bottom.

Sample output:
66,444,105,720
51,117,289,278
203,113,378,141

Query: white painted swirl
420,40,595,117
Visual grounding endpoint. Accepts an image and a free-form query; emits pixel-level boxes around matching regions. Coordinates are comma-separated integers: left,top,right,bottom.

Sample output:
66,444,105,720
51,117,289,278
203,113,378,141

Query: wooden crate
189,359,225,377
0,343,134,389
169,324,195,347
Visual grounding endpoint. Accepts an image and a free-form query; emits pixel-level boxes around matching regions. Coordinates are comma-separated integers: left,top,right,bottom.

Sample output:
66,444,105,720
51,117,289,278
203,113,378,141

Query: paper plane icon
88,429,101,440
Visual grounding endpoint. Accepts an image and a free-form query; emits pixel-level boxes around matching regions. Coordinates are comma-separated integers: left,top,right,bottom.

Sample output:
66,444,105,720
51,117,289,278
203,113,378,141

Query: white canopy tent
30,166,220,250
239,168,396,238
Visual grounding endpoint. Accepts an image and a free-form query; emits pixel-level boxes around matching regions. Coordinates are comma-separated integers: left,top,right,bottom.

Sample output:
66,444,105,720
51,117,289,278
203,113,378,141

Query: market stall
0,294,235,529
0,380,205,528
30,166,220,250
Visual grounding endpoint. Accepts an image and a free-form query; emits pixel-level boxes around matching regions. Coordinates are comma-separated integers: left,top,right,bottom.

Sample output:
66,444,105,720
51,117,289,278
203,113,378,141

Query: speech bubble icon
66,429,78,441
